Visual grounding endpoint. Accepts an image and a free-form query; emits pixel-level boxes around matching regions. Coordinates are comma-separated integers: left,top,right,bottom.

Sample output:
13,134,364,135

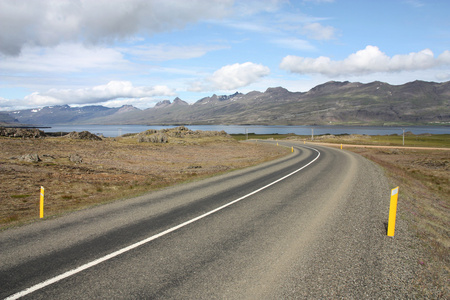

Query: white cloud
23,81,175,107
302,23,336,40
280,46,450,76
0,0,234,56
435,72,450,81
1,43,128,73
88,97,163,109
218,20,275,34
190,62,270,91
122,44,228,62
272,38,316,51
234,0,288,16
0,97,17,111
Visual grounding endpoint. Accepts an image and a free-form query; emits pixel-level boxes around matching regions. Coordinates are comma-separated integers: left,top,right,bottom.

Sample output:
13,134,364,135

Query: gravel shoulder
310,141,449,298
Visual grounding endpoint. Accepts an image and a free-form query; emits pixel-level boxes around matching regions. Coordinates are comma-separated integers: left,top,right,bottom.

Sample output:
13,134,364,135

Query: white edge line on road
6,145,320,300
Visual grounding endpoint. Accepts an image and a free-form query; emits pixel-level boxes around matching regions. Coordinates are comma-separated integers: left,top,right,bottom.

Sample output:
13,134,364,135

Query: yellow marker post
40,186,45,218
291,146,294,152
387,186,399,236
341,144,343,149
277,142,279,146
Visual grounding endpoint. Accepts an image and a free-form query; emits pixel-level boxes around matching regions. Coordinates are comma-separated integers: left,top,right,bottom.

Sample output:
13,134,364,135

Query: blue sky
1,0,449,110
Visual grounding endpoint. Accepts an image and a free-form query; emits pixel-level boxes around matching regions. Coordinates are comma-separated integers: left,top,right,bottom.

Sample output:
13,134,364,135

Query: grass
11,194,31,199
349,147,449,298
232,132,450,148
231,133,298,141
334,134,450,148
0,133,288,229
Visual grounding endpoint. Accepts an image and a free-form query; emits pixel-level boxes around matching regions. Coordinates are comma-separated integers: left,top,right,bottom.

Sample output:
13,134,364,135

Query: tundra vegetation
0,126,288,229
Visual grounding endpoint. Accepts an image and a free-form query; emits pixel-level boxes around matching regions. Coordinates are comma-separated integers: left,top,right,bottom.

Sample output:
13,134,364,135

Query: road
1,142,414,299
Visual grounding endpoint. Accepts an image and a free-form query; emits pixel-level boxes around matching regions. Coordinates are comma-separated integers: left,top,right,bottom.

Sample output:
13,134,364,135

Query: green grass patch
234,133,450,148
231,133,301,141
368,134,450,147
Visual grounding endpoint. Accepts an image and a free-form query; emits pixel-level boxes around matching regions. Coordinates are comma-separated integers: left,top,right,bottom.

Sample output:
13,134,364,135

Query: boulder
69,153,83,163
19,153,41,163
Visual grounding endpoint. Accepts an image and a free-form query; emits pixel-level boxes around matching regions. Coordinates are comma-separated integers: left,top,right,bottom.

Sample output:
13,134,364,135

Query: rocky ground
0,127,288,229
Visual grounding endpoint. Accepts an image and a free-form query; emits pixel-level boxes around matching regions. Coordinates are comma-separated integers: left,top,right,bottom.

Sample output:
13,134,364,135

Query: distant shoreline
1,125,51,129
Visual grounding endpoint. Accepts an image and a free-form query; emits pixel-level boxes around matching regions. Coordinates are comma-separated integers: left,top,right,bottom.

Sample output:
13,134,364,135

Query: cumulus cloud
190,62,270,91
280,46,450,76
0,0,233,56
23,81,175,106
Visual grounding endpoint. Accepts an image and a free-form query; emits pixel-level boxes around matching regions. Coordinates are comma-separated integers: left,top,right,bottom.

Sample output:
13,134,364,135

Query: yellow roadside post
387,186,399,236
40,186,45,218
341,144,343,149
291,146,294,152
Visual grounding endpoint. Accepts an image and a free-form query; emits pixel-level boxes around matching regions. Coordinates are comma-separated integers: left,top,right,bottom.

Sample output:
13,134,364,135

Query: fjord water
41,124,449,138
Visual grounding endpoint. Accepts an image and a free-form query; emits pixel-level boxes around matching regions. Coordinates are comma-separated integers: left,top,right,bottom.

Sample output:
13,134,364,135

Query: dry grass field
348,146,449,297
0,129,288,230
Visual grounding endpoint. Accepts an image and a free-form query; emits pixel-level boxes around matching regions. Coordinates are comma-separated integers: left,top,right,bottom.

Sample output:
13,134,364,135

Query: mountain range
2,80,450,126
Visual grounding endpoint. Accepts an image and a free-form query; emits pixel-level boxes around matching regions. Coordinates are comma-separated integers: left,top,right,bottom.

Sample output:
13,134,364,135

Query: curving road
1,142,413,299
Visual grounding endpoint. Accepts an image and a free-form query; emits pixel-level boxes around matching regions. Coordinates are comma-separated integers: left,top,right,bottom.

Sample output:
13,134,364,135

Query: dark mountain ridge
2,80,450,126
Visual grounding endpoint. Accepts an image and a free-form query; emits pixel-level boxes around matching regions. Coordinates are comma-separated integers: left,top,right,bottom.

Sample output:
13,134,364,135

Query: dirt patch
0,132,288,229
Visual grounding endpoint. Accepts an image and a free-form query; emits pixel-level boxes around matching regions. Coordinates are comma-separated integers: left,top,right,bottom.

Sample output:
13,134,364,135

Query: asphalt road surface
1,142,415,299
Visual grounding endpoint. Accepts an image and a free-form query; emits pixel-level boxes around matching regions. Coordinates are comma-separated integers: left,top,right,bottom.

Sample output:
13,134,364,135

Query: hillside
0,112,19,125
6,105,139,125
3,80,450,126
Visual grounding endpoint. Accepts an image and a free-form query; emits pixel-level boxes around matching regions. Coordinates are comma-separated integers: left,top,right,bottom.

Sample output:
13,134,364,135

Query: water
40,124,449,138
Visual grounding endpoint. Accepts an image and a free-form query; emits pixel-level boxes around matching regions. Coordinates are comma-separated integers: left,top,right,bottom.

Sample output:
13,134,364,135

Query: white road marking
6,145,320,300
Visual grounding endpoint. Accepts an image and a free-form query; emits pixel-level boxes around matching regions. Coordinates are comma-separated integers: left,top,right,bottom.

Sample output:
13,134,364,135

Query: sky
1,0,450,111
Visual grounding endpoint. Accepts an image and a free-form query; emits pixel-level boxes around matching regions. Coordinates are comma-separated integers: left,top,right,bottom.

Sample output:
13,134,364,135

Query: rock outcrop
65,131,102,141
0,127,45,138
135,126,229,143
